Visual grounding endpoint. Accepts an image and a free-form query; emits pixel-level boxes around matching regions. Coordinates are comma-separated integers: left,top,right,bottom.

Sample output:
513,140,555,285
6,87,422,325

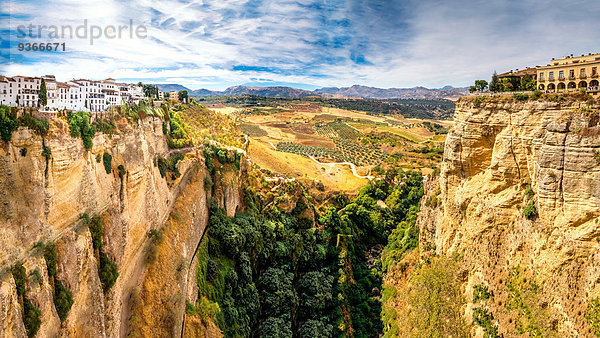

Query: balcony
538,78,546,82
568,75,576,80
592,73,599,78
580,74,587,79
558,76,565,81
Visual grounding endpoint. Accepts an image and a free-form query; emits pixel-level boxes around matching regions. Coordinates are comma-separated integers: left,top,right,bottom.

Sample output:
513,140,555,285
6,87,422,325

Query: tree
469,85,477,93
520,75,536,91
489,71,501,92
0,105,18,142
39,79,47,107
143,84,158,98
178,90,189,102
475,80,488,92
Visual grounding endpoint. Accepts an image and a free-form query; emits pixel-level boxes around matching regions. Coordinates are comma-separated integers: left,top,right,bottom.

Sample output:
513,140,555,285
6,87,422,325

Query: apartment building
0,74,149,113
537,53,600,94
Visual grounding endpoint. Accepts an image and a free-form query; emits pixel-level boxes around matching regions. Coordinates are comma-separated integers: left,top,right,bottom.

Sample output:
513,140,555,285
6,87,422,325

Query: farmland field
207,99,452,193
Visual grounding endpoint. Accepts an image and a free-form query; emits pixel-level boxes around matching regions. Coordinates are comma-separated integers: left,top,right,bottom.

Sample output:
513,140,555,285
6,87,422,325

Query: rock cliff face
0,117,243,337
422,97,600,336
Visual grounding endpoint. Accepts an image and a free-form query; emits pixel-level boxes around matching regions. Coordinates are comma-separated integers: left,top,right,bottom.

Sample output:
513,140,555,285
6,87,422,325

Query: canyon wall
421,96,600,336
0,117,243,337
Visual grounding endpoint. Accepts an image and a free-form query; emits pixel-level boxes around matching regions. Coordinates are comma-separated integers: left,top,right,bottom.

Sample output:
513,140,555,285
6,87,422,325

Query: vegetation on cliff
193,164,423,337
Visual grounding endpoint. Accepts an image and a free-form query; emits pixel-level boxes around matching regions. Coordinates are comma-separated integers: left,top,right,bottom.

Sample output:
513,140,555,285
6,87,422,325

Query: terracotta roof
498,67,537,78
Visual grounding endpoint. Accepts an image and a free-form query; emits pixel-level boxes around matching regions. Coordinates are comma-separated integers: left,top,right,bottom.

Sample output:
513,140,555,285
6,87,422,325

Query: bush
11,262,27,297
473,284,491,302
186,301,197,315
513,93,529,101
99,252,119,293
43,242,57,278
117,164,126,179
523,200,536,219
472,307,498,337
204,175,214,190
88,215,103,251
53,279,74,322
147,229,163,242
18,114,49,137
42,146,51,161
22,298,42,338
0,105,18,142
586,297,600,336
102,153,112,174
67,111,96,150
531,89,542,99
96,154,101,163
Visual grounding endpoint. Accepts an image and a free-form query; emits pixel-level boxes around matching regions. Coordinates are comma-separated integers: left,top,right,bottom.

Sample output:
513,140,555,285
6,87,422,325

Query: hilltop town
0,75,186,117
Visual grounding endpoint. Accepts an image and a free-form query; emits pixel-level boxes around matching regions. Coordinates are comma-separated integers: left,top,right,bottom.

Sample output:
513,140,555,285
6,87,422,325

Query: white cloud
3,0,600,89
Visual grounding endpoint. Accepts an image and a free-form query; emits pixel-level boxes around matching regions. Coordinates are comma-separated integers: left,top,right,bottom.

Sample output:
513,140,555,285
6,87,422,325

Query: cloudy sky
1,0,599,90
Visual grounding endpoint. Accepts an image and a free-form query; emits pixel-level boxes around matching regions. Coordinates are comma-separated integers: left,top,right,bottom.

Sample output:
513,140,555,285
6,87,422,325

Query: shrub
99,252,119,293
147,229,163,242
472,307,498,337
523,200,536,220
524,185,535,200
102,153,112,174
186,301,197,315
585,297,600,336
11,262,27,297
204,175,214,191
43,242,57,278
22,298,42,338
87,215,104,251
67,111,96,150
96,154,101,163
18,114,49,137
117,164,126,179
0,105,18,142
42,146,51,161
513,93,529,101
53,279,74,322
473,284,491,302
531,89,542,99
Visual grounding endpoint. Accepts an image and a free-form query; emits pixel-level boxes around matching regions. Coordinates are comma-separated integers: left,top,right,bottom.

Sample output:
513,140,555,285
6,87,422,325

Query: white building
0,74,151,114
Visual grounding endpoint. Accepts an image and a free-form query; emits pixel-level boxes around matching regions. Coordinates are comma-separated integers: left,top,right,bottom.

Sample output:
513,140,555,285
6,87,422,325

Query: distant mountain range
154,84,467,100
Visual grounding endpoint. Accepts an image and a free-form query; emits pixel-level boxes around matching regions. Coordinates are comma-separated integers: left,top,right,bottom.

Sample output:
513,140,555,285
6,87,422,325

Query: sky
1,0,600,90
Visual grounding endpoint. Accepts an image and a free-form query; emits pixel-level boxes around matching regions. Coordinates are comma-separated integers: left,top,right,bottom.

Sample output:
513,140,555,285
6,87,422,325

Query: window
593,67,598,76
540,72,544,80
569,69,575,78
559,71,564,79
581,69,586,77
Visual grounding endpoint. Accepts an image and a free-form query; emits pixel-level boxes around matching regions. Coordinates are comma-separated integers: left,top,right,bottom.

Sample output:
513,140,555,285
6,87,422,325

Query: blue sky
1,0,600,90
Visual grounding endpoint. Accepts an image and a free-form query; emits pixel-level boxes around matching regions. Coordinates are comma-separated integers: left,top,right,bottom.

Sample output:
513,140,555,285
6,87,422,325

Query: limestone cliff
0,116,243,337
421,96,600,336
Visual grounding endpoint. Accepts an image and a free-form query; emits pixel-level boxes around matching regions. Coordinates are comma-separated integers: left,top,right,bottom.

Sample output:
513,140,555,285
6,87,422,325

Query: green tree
39,79,47,107
475,80,489,92
489,71,501,92
178,90,189,102
53,280,74,322
0,105,18,142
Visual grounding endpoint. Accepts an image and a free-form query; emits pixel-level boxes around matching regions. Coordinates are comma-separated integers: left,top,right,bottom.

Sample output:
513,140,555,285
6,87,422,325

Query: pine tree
489,71,501,92
39,79,47,107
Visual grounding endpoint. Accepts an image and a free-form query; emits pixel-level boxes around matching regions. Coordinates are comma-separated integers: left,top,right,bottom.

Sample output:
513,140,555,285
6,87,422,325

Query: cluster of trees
67,111,96,150
471,72,537,93
195,166,423,337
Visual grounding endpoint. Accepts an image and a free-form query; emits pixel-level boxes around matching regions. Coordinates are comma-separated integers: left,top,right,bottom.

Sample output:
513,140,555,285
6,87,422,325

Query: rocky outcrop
420,97,600,336
0,116,242,337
